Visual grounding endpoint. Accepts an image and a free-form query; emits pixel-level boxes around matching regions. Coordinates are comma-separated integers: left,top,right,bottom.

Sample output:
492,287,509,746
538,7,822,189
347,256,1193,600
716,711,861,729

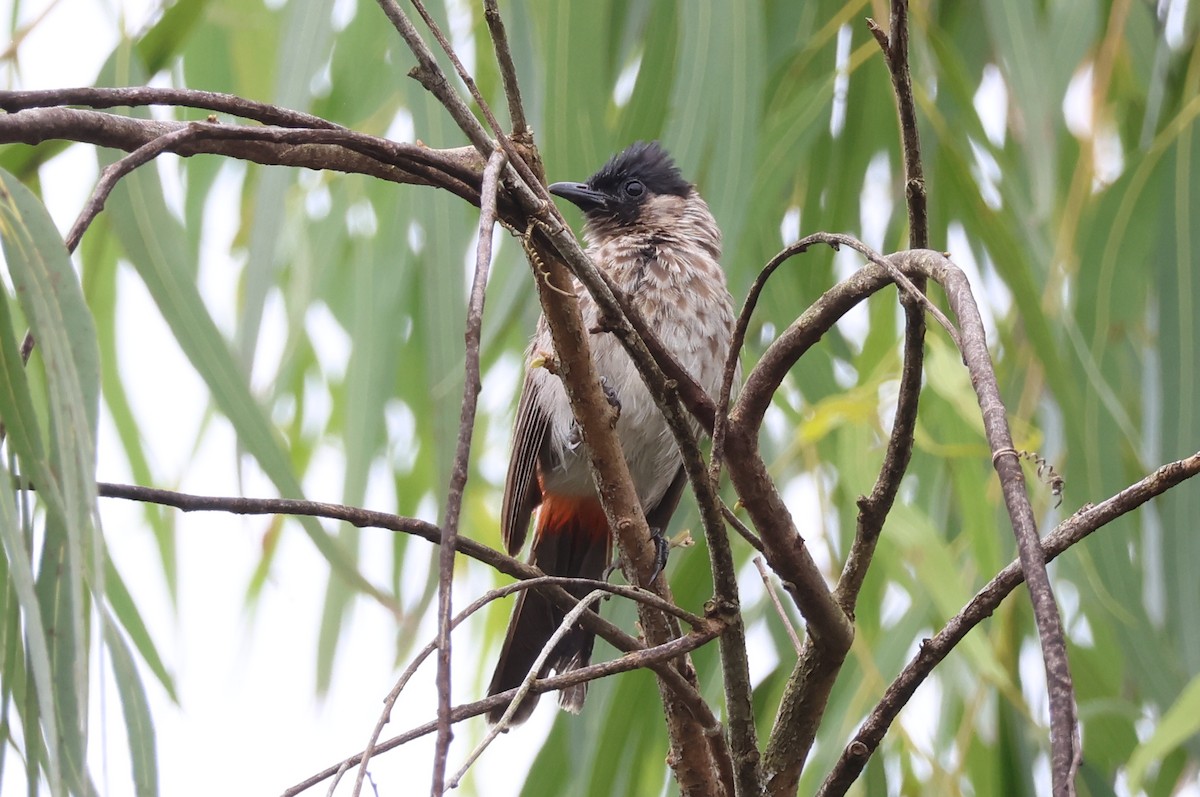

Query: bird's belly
538,355,701,513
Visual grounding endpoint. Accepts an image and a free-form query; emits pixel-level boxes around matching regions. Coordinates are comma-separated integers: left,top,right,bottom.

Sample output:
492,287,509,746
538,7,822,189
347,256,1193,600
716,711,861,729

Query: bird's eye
624,179,644,197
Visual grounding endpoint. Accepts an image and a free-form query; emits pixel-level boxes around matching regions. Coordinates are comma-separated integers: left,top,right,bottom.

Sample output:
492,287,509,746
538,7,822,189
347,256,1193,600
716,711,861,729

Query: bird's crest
588,141,691,198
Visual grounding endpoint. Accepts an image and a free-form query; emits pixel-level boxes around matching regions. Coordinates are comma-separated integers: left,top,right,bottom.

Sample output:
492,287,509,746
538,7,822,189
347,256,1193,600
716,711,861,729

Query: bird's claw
602,561,619,583
599,376,621,419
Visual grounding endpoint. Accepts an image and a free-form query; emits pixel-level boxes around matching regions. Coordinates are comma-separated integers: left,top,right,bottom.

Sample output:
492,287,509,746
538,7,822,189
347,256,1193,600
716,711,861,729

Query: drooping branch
92,480,717,723
817,450,1200,796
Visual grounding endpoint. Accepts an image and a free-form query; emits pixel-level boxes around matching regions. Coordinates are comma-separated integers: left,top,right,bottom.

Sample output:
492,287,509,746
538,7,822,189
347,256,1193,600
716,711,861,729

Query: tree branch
482,0,529,135
372,0,493,156
352,574,708,797
520,229,728,796
817,450,1200,796
283,622,723,797
426,147,507,796
0,86,344,129
837,0,929,619
0,107,487,204
741,244,1067,794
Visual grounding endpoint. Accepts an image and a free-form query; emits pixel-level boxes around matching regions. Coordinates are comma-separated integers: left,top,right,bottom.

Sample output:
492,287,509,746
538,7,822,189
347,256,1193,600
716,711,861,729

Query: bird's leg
601,530,669,586
647,526,670,584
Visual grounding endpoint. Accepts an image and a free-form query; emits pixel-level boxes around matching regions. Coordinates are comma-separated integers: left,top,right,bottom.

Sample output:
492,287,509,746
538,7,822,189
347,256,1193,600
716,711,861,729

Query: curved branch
745,247,1074,795
65,124,208,251
818,450,1200,796
0,108,486,205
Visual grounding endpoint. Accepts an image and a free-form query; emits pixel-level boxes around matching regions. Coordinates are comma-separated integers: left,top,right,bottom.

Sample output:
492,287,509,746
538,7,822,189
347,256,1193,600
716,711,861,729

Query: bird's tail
486,494,610,725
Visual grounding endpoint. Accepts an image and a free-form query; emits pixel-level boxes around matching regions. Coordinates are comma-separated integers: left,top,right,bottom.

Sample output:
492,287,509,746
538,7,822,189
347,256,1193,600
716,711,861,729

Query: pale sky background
6,0,1181,795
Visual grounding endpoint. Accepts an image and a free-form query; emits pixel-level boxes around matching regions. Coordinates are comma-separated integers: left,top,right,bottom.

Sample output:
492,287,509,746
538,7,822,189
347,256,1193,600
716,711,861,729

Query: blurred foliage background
1,0,1199,794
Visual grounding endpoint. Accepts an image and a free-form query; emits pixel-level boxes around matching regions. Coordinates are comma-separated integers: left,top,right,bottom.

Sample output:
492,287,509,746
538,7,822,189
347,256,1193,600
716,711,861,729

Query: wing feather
501,370,548,554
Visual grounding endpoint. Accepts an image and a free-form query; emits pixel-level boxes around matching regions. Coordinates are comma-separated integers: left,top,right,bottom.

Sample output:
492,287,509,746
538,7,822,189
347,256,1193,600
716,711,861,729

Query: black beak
548,181,608,213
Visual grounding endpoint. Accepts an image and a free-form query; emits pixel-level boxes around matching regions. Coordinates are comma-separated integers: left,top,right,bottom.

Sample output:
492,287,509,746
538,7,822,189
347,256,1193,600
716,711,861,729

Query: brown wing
500,370,549,554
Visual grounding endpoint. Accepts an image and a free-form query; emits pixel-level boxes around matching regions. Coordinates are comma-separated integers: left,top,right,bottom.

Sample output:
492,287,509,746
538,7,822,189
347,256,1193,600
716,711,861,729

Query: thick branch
742,245,1065,794
521,230,727,796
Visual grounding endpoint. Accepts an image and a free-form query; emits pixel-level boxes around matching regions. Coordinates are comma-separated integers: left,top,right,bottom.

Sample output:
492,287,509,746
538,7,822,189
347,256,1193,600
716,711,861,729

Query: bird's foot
602,560,619,583
599,376,621,423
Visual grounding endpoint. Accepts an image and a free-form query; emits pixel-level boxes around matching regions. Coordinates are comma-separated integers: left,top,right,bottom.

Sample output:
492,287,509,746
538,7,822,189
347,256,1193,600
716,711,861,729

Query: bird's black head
549,141,692,226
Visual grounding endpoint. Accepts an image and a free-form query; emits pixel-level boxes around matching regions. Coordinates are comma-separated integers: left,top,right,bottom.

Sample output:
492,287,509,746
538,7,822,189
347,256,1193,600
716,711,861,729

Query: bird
486,141,736,725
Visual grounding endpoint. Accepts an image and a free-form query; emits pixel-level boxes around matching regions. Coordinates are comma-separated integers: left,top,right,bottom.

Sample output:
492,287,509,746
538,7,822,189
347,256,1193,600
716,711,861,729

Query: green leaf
103,558,177,703
0,460,63,797
101,612,159,797
0,168,100,795
1126,673,1200,793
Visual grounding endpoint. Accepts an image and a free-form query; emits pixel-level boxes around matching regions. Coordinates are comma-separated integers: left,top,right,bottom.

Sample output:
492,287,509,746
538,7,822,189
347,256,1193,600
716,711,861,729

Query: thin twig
754,557,802,654
721,503,764,553
65,124,207,252
372,0,493,156
817,450,1200,796
433,146,505,796
867,3,928,249
401,0,558,231
408,0,506,139
482,0,529,135
90,479,722,738
282,624,723,797
451,588,610,785
352,574,704,797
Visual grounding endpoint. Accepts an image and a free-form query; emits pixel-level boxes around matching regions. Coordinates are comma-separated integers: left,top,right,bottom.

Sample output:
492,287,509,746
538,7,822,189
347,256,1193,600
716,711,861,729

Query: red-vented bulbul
486,142,736,724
